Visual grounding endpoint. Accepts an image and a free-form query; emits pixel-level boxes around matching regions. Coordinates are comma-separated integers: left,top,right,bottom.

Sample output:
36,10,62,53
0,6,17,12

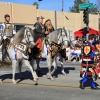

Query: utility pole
62,0,64,12
85,0,89,41
54,0,57,29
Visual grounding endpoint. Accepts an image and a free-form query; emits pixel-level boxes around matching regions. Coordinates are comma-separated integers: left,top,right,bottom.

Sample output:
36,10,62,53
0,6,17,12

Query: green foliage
33,2,39,9
69,0,99,14
69,0,86,13
89,4,99,14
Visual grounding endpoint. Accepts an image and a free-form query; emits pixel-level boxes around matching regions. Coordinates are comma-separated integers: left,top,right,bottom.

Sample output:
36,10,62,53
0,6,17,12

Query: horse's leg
36,58,41,74
23,60,38,85
60,55,67,76
51,58,57,77
18,61,24,80
46,54,55,81
0,79,2,84
30,59,39,80
12,60,17,85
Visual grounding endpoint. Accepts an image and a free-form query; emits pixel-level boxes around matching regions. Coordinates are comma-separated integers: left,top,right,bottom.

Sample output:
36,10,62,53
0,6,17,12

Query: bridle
58,28,68,46
24,28,34,45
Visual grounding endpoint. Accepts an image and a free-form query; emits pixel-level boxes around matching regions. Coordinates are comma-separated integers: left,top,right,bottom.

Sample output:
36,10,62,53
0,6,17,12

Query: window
15,25,25,32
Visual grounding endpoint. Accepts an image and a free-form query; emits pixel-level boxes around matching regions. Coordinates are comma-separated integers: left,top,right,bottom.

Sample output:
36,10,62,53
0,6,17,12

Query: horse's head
12,27,34,48
58,28,69,49
23,27,34,48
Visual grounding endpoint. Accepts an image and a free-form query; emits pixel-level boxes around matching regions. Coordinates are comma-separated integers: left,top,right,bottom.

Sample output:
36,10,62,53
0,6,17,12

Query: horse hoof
46,73,50,77
33,81,38,85
0,80,3,84
62,72,67,76
13,82,17,85
51,78,55,81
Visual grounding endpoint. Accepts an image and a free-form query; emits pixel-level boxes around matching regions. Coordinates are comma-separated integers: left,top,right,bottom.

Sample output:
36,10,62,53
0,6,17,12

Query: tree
69,0,87,13
69,0,99,14
33,2,39,9
89,4,99,14
96,0,100,11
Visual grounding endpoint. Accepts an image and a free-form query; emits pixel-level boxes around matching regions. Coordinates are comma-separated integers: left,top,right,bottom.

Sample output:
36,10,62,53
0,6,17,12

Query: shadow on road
0,71,33,83
0,66,75,83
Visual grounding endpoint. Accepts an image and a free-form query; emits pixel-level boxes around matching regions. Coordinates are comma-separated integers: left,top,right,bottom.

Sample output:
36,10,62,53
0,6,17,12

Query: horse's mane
12,27,34,45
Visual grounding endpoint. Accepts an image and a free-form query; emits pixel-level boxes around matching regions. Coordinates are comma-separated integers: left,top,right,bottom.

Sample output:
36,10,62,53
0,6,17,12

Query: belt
83,59,91,61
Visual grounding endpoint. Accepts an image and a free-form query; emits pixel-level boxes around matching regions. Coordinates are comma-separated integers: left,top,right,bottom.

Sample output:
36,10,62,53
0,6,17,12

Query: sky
2,0,97,12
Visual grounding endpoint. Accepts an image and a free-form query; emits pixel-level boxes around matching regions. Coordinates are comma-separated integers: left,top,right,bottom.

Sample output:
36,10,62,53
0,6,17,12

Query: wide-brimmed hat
4,14,10,18
37,16,44,20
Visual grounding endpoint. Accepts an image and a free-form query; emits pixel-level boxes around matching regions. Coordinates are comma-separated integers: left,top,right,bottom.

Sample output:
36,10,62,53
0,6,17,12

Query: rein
24,29,34,45
58,28,69,46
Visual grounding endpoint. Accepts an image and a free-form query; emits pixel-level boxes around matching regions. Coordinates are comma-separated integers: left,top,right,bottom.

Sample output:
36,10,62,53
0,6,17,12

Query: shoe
91,86,99,90
79,80,85,89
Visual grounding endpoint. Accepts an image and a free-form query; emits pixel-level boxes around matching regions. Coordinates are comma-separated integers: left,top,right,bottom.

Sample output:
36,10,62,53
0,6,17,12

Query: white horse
0,27,38,85
29,28,69,81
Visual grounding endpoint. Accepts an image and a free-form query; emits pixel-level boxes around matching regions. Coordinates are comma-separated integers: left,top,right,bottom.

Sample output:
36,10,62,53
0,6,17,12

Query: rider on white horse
0,14,16,62
30,16,48,60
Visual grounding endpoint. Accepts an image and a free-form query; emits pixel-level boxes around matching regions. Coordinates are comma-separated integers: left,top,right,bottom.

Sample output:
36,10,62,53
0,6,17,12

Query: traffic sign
79,3,93,9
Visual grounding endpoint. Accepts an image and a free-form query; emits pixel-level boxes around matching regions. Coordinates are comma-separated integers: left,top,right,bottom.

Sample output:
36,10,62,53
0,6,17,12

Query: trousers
1,38,10,61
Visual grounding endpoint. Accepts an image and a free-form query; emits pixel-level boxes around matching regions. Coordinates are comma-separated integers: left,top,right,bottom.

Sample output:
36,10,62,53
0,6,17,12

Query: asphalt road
0,61,100,100
0,84,100,100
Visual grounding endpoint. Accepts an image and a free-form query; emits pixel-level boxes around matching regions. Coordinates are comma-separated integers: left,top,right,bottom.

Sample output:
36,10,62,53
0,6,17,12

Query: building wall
37,9,99,31
0,4,12,22
12,4,37,24
0,3,37,25
0,2,99,31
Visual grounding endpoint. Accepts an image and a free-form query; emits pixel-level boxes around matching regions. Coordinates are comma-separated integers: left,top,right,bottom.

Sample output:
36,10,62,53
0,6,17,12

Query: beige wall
0,3,37,24
0,4,12,22
38,10,99,31
12,4,37,24
0,2,99,31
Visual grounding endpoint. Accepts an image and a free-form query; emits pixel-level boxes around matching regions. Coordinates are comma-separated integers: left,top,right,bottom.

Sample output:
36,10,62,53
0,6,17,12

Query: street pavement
0,61,100,100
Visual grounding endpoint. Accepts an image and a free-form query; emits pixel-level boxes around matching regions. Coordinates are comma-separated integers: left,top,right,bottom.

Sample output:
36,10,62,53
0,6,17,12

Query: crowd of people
63,35,100,63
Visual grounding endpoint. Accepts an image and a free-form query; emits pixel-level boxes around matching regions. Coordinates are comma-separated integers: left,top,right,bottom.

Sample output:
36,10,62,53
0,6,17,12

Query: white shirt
1,23,16,35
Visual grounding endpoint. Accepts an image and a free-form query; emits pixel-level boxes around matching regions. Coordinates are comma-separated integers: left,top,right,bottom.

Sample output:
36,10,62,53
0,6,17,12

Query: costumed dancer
80,34,99,90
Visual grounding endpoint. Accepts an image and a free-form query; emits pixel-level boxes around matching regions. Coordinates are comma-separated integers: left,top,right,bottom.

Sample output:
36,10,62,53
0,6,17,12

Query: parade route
0,62,100,89
0,62,100,100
